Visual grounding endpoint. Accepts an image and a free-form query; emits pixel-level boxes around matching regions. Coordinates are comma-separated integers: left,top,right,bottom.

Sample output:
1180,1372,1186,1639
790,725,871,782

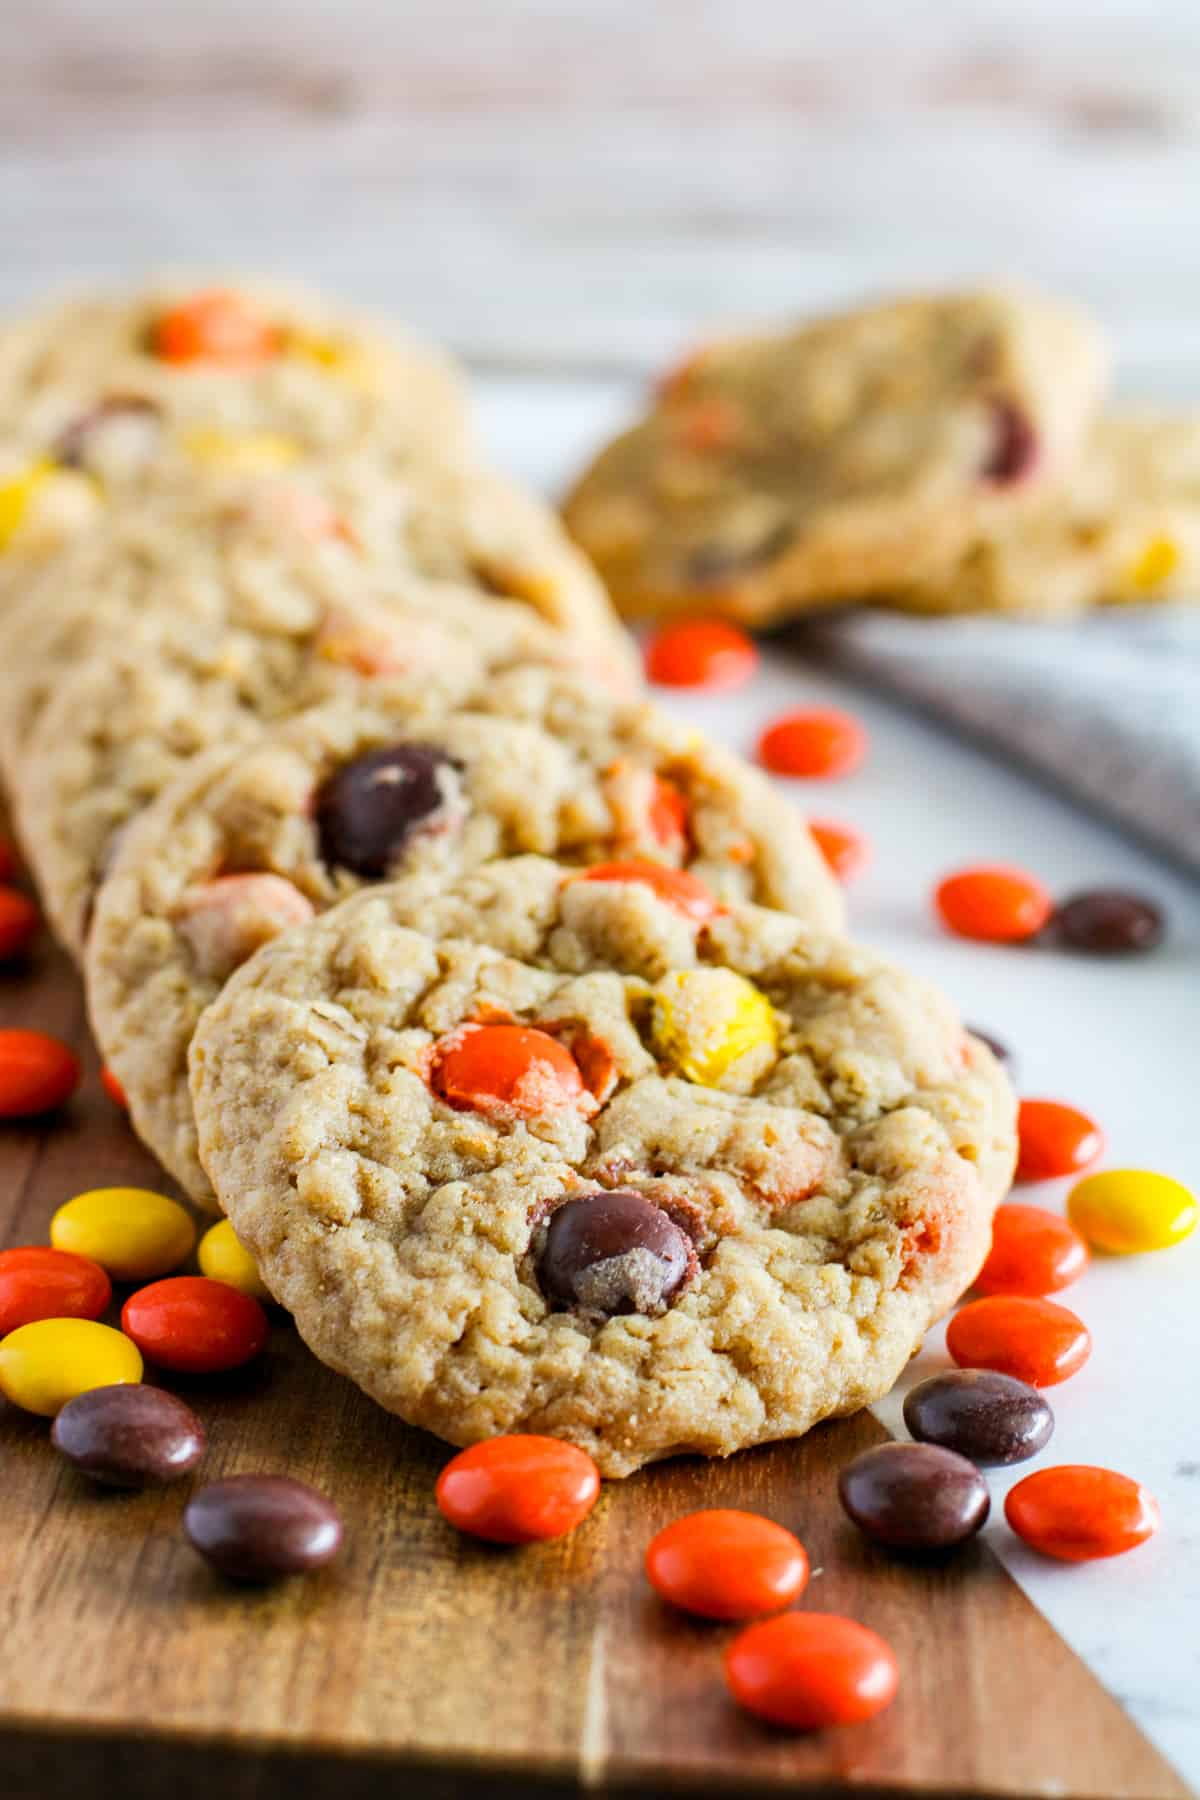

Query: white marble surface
483,376,1200,1795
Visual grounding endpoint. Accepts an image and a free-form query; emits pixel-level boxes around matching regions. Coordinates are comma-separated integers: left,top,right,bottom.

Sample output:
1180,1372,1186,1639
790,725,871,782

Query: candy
645,1509,809,1619
838,1443,990,1550
646,776,690,852
51,1188,195,1282
538,1190,691,1317
808,818,870,884
644,618,759,691
315,744,460,877
184,1475,343,1581
757,707,867,780
197,1219,271,1299
974,1203,1089,1297
0,887,39,960
723,1613,899,1730
430,1024,588,1118
0,460,54,551
0,1318,142,1416
181,428,301,472
947,1295,1091,1388
100,1065,128,1109
1016,1099,1105,1183
53,396,162,477
1053,889,1164,954
52,1384,206,1488
1127,535,1178,593
1068,1169,1197,1254
0,838,17,881
152,291,280,366
935,864,1052,943
968,1026,1016,1078
1005,1466,1160,1562
982,400,1039,485
650,967,777,1089
435,1436,600,1543
903,1370,1054,1466
572,860,722,923
121,1277,270,1374
0,1030,80,1117
0,1246,111,1337
174,873,315,981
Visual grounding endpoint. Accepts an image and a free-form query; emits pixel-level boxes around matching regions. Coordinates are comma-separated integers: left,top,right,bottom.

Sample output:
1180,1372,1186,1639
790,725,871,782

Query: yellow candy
181,428,302,472
288,333,377,388
0,459,55,550
197,1219,270,1299
1126,535,1179,594
650,967,778,1090
1068,1169,1197,1255
51,1188,196,1281
0,1318,142,1416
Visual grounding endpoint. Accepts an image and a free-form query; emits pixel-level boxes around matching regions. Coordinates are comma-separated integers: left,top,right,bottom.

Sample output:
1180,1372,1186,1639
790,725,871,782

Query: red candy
645,1509,809,1620
0,838,18,882
1006,1466,1160,1562
0,1246,111,1337
947,1295,1091,1388
975,1203,1090,1297
573,860,722,923
0,888,39,960
121,1276,269,1374
809,818,871,884
430,1024,587,1119
644,619,759,691
100,1065,128,1110
436,1435,600,1543
935,864,1053,943
153,291,280,366
0,1030,81,1118
758,708,867,780
724,1613,899,1730
1017,1099,1105,1182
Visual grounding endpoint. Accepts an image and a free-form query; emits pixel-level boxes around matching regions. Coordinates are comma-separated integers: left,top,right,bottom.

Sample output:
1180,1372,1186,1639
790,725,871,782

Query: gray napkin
803,606,1200,878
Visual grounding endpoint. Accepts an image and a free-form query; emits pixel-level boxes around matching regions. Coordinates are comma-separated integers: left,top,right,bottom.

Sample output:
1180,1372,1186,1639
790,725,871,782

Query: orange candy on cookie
430,1024,588,1118
572,860,723,923
152,291,280,367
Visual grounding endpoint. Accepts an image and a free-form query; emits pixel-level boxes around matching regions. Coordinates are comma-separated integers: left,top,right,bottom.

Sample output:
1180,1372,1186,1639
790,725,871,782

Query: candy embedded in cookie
315,744,466,878
536,1189,693,1318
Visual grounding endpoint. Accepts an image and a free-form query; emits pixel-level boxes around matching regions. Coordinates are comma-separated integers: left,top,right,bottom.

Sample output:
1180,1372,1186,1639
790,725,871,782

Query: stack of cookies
2,278,1016,1476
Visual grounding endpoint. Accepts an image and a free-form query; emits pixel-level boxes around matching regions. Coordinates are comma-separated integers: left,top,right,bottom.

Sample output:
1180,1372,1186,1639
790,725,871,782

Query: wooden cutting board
0,935,1190,1800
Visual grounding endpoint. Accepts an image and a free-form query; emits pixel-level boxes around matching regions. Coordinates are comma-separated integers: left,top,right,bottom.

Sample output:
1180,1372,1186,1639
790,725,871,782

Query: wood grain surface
0,930,1189,1800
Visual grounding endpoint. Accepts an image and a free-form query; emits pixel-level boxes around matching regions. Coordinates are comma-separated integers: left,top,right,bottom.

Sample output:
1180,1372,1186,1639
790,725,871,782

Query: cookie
87,675,843,1203
562,289,1108,626
187,856,1016,1476
889,414,1200,616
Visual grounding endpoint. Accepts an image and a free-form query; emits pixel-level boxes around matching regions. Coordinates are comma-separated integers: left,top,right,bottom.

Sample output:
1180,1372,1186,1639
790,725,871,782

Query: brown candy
903,1369,1054,1466
968,1026,1016,1080
53,395,162,477
838,1442,990,1550
51,1383,206,1488
315,744,461,878
981,399,1038,485
183,1475,343,1582
1053,889,1165,955
538,1189,690,1317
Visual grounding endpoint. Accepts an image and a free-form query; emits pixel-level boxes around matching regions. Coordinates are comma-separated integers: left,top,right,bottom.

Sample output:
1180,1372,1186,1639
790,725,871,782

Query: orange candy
0,838,18,882
0,887,39,960
935,864,1053,943
573,860,722,924
430,1024,586,1118
647,777,690,850
975,1203,1090,1297
644,619,759,692
1006,1466,1160,1562
1017,1099,1106,1183
947,1295,1091,1388
121,1277,270,1375
809,818,871,885
758,708,867,780
0,1246,111,1337
0,1030,80,1118
645,1509,809,1620
152,291,280,367
100,1065,128,1110
724,1613,899,1730
436,1435,600,1543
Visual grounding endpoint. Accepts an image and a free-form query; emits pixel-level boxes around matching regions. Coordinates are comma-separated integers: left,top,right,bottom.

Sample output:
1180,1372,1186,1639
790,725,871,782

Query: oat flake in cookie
562,288,1107,626
188,857,1015,1476
87,674,842,1205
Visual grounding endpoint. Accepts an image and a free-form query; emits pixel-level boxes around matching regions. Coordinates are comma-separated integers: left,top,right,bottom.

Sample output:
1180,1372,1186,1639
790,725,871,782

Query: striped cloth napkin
803,605,1200,878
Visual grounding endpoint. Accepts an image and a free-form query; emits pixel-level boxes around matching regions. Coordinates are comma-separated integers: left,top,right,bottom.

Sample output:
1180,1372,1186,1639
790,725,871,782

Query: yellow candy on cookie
650,967,778,1091
181,427,302,473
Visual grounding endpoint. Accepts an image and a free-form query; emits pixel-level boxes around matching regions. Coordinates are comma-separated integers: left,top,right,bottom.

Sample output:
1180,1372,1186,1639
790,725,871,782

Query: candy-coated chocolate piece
650,967,777,1088
0,460,54,551
808,818,870,884
1053,889,1165,954
935,865,1052,943
0,838,18,882
0,888,39,960
315,744,461,878
903,1369,1053,1466
173,874,315,982
572,860,722,923
0,1030,80,1117
0,1246,111,1337
646,1509,808,1618
539,1190,690,1317
51,1187,195,1282
947,1295,1091,1388
724,1612,899,1729
975,1203,1089,1297
430,1024,587,1118
121,1277,270,1374
152,291,280,365
1016,1100,1105,1182
0,1317,142,1415
100,1065,128,1109
838,1442,990,1550
184,1475,343,1580
52,1383,205,1487
1068,1169,1197,1254
1005,1465,1160,1561
644,618,759,690
197,1220,271,1299
436,1436,600,1543
757,708,867,779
